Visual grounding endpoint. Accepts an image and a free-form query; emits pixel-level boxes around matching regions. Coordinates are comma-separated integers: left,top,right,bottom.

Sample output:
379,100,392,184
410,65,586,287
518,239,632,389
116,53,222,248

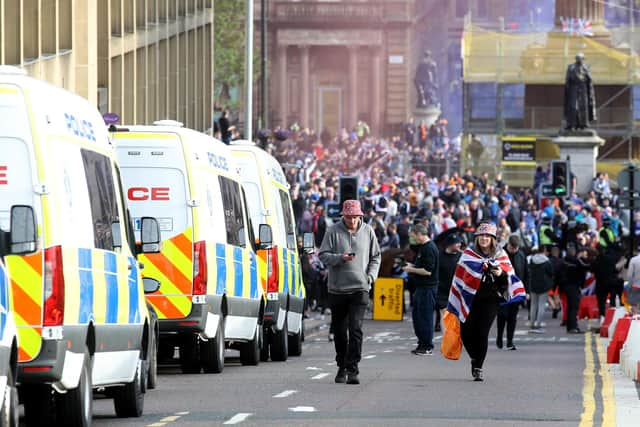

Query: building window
633,85,640,120
476,0,488,18
502,84,525,119
456,0,468,18
470,83,497,119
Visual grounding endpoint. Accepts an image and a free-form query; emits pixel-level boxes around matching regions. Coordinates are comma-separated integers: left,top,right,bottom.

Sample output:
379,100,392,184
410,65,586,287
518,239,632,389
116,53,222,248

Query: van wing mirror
258,223,273,249
143,277,161,293
286,231,296,250
111,220,122,249
140,217,162,253
302,232,315,253
9,205,38,255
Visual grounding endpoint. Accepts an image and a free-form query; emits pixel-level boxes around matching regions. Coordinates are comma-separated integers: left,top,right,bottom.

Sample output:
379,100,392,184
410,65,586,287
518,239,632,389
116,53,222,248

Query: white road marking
364,355,376,359
289,406,317,412
374,332,393,337
305,366,322,371
273,390,298,398
311,372,330,380
326,362,336,366
160,416,180,422
384,350,393,353
176,411,189,415
223,413,253,425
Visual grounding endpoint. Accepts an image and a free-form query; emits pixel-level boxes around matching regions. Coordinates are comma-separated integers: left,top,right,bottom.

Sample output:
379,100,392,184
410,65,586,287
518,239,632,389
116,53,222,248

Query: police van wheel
270,318,288,362
260,327,270,361
22,384,55,426
113,358,145,418
1,369,19,427
56,349,93,427
240,323,261,366
288,319,303,357
147,329,159,389
200,321,224,374
179,333,202,374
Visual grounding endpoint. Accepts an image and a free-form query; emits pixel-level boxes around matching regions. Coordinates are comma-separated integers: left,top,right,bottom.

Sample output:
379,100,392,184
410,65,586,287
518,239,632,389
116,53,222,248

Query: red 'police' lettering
151,187,170,200
0,165,7,185
127,187,170,201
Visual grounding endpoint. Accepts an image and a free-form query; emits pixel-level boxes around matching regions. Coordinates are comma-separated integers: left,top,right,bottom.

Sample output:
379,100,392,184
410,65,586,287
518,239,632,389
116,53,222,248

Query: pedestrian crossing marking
311,372,330,380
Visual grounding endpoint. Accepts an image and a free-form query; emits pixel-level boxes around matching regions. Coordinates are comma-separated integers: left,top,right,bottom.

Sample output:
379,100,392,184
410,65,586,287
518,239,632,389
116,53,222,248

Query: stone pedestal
552,130,605,195
413,105,441,133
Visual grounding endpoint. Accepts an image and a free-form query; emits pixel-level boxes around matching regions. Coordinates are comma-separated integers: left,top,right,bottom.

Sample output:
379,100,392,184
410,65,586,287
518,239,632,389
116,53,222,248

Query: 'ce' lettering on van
128,187,170,201
0,166,6,185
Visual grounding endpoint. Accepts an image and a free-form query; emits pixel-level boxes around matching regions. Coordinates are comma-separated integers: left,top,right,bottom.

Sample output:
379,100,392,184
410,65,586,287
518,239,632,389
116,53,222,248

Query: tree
214,0,246,108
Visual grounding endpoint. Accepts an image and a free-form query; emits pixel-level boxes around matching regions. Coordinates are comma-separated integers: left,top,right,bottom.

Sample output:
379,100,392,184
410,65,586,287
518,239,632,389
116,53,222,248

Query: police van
0,205,37,426
0,67,161,425
229,141,308,360
112,122,266,373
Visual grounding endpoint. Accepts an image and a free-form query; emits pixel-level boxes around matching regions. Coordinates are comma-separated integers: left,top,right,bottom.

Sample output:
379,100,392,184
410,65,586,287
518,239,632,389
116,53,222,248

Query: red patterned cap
475,222,497,238
340,199,364,216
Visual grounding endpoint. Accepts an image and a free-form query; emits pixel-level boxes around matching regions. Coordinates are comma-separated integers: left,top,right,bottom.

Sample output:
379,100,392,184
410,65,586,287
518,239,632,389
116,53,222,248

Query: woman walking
446,222,526,381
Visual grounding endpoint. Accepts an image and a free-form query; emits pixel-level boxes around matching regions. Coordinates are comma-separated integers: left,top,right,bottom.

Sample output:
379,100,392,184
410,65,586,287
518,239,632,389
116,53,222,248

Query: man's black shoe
346,371,360,385
496,335,503,349
411,346,433,356
335,368,347,384
568,328,583,334
472,368,484,382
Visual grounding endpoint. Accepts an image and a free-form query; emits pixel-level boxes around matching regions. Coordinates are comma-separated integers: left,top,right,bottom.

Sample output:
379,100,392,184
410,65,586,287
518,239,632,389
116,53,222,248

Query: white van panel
46,140,95,247
120,166,189,239
196,170,227,242
0,137,35,230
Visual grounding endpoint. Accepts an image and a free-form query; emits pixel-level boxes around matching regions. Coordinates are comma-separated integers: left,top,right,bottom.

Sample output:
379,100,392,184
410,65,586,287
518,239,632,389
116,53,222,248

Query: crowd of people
258,119,638,382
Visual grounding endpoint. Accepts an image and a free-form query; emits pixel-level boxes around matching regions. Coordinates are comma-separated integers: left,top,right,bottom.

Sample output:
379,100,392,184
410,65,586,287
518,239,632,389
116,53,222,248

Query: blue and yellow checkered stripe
213,243,260,299
278,247,306,299
0,265,8,341
63,248,142,325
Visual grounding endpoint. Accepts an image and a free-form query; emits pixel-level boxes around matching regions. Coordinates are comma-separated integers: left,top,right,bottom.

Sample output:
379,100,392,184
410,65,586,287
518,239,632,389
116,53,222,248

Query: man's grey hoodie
319,218,381,294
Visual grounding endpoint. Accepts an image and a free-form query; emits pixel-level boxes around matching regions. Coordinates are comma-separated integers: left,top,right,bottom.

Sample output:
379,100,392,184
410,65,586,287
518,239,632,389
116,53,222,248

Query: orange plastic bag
440,311,462,360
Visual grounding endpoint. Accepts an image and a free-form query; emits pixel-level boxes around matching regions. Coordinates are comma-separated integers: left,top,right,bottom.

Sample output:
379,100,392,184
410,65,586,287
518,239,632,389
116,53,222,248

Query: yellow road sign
372,278,404,321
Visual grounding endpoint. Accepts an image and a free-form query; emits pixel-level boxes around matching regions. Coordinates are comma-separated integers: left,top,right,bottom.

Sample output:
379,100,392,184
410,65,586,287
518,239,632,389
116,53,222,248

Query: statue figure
414,50,439,108
563,53,597,131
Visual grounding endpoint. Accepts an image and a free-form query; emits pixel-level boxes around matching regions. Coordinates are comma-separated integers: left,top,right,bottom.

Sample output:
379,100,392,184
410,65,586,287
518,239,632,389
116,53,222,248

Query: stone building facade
261,0,419,136
0,0,214,132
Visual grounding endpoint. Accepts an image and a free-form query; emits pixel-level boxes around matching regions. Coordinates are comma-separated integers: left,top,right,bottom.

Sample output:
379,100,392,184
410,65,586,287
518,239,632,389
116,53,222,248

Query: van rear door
0,83,44,362
115,133,194,320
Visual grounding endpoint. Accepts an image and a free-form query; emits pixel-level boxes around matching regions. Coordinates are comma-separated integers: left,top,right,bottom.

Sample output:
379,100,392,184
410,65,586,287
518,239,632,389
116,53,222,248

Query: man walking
403,224,439,355
496,234,527,350
319,200,381,385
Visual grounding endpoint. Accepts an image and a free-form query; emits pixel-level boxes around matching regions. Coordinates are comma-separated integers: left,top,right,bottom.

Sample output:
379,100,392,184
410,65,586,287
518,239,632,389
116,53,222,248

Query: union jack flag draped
447,247,526,323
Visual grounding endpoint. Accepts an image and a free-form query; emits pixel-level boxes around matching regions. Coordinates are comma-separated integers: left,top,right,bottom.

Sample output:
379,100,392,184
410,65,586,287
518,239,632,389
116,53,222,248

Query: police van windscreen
115,142,189,240
0,85,34,230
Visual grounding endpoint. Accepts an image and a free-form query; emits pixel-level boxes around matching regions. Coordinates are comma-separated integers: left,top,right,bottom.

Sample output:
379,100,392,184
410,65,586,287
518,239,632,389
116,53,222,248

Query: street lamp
245,0,254,141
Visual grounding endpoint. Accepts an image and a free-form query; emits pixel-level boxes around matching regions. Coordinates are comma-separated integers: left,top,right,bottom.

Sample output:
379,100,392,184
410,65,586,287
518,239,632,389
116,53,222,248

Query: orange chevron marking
145,252,192,294
147,294,189,319
22,252,42,274
171,233,192,260
11,279,41,325
19,347,31,361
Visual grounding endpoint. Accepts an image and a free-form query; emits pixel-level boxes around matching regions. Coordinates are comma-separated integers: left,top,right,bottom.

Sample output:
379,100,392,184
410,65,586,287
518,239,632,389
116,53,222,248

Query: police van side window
81,149,118,250
278,189,296,250
218,176,246,248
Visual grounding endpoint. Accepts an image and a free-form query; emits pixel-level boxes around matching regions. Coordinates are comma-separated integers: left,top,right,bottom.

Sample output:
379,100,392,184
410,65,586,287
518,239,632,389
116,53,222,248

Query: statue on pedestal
563,53,597,132
414,50,439,108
